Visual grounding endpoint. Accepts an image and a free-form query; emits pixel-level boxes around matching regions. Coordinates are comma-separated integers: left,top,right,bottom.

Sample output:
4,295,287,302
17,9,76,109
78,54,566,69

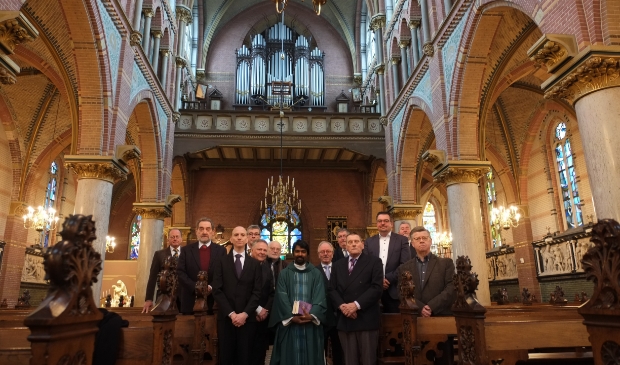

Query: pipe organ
235,23,325,109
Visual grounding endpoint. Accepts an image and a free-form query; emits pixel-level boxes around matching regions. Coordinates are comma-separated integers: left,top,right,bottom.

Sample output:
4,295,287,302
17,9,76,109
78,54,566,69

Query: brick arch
448,2,536,160
171,157,189,227
125,96,164,202
485,144,518,205
400,19,411,38
368,159,388,224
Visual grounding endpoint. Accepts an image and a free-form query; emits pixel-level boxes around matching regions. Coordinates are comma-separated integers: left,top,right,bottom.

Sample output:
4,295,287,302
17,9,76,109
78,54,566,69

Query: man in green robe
268,240,327,365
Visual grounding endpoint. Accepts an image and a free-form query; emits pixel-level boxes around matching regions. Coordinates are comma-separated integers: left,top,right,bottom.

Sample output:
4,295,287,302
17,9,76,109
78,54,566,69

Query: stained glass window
259,209,302,255
42,161,58,247
486,170,502,247
554,122,583,229
423,202,438,253
129,214,142,260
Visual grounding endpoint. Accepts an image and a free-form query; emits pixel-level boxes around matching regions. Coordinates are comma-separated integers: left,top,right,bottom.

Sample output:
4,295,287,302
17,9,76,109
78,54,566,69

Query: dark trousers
217,318,257,365
250,319,269,365
381,290,400,313
338,330,378,365
325,326,344,365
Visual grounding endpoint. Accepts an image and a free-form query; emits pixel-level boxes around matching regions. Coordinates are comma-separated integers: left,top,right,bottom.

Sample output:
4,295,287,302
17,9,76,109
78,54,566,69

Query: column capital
542,47,620,105
390,204,424,221
175,56,187,68
353,73,362,85
422,42,435,57
160,48,171,57
196,68,205,80
391,55,401,64
176,7,192,24
0,13,38,54
143,8,154,18
152,29,162,38
0,63,16,85
374,63,385,75
527,34,578,73
133,195,181,220
366,226,378,238
398,38,411,48
408,18,421,29
173,112,181,124
370,14,386,31
130,31,143,47
65,156,129,183
432,160,491,186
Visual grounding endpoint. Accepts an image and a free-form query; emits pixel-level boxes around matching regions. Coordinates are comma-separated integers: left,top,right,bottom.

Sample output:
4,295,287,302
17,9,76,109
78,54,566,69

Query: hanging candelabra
272,0,327,15
23,206,59,235
105,235,116,253
490,205,521,231
436,231,453,258
261,176,301,222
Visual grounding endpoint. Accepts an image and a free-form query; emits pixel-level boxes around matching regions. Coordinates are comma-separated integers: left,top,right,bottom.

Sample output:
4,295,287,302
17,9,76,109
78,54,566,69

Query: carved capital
65,156,129,183
175,56,187,68
527,34,577,73
366,226,378,238
398,38,411,48
421,149,446,170
391,55,401,64
543,54,620,105
374,63,385,75
143,8,154,18
408,18,421,29
0,13,38,54
422,42,434,57
132,203,172,220
115,145,142,165
196,68,205,80
353,73,362,85
370,14,386,31
433,161,491,186
160,49,171,58
380,117,388,126
130,31,143,47
176,7,192,24
152,29,162,38
173,112,181,124
391,204,424,221
0,63,16,84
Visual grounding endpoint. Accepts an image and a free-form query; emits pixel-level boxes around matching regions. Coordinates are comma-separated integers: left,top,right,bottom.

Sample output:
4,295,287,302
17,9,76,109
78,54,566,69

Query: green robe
268,262,326,365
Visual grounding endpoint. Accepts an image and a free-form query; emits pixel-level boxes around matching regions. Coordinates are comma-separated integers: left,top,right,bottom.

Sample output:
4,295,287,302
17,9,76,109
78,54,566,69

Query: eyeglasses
377,219,391,223
412,236,431,241
318,250,333,254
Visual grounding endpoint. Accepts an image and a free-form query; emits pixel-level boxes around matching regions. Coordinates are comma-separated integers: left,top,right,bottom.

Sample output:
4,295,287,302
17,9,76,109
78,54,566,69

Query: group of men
142,211,455,365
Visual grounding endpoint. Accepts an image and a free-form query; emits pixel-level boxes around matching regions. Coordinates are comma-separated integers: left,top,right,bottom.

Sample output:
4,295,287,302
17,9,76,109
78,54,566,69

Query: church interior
0,0,619,363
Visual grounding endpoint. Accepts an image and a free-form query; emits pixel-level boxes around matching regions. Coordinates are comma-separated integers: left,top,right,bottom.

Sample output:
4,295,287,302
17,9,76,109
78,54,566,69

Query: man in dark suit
397,221,416,259
333,228,349,263
266,240,288,285
365,211,411,313
177,218,226,314
142,228,183,313
211,226,263,364
318,241,344,365
249,239,273,365
397,226,455,317
329,233,383,365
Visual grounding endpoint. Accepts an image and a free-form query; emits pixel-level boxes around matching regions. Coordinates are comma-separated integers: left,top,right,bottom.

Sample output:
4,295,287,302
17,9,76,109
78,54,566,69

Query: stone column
370,14,386,62
160,49,170,85
132,204,170,306
376,64,386,116
132,0,144,31
151,30,162,70
175,56,187,111
65,156,129,300
540,48,620,221
176,6,192,56
434,161,492,305
409,19,421,67
391,56,400,95
444,0,453,14
419,0,434,58
399,38,411,81
391,203,424,241
142,9,154,56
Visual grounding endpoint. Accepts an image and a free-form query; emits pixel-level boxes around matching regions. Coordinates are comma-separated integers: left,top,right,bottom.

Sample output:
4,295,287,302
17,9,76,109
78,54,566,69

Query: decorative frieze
486,246,518,281
65,156,129,184
21,248,46,284
531,223,594,276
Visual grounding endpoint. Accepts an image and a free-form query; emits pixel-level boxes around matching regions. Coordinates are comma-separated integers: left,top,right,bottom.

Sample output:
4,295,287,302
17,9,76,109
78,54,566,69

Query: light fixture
272,0,326,15
490,205,521,232
105,235,116,253
23,206,59,238
436,231,452,258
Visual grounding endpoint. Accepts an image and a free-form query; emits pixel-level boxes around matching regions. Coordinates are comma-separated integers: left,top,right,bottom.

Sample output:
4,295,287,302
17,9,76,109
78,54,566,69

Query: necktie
173,248,178,258
344,249,348,257
349,258,357,275
199,245,210,271
323,265,331,280
235,254,242,278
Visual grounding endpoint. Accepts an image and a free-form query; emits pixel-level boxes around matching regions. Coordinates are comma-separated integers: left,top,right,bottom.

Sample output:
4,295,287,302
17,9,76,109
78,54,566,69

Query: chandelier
490,205,521,231
262,175,301,222
435,231,452,258
106,235,116,253
272,0,327,15
23,206,59,233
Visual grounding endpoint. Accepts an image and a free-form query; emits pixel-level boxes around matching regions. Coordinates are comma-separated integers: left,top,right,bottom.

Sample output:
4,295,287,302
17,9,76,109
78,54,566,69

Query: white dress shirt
379,232,391,275
169,246,181,257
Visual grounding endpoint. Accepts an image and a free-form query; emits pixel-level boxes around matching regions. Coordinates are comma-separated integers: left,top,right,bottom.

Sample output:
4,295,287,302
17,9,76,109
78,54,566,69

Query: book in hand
292,300,312,316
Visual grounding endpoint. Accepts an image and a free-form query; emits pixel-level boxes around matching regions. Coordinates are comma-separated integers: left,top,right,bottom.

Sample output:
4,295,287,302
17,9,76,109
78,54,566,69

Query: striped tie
173,248,178,258
348,258,357,275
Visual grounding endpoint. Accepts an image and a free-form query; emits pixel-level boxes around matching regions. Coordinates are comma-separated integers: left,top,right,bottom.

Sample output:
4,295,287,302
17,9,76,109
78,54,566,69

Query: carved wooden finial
521,287,533,305
193,270,209,312
398,270,417,309
452,256,485,312
153,256,179,314
581,219,620,310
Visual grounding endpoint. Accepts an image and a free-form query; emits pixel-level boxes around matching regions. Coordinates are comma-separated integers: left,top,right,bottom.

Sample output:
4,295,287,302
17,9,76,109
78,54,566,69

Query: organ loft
0,0,619,364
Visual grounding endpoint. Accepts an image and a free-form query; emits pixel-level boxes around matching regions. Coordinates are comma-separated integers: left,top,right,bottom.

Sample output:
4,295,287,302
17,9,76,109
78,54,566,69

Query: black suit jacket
329,253,383,332
177,241,226,314
365,233,411,299
258,262,275,312
211,250,263,321
333,246,348,263
318,263,337,328
397,254,456,316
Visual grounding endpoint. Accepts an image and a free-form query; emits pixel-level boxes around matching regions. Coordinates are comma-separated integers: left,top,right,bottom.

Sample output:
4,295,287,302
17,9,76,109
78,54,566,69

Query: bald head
231,226,248,252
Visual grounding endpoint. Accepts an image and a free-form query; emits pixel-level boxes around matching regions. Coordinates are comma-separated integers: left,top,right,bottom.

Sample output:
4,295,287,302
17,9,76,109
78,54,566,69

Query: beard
294,256,306,265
